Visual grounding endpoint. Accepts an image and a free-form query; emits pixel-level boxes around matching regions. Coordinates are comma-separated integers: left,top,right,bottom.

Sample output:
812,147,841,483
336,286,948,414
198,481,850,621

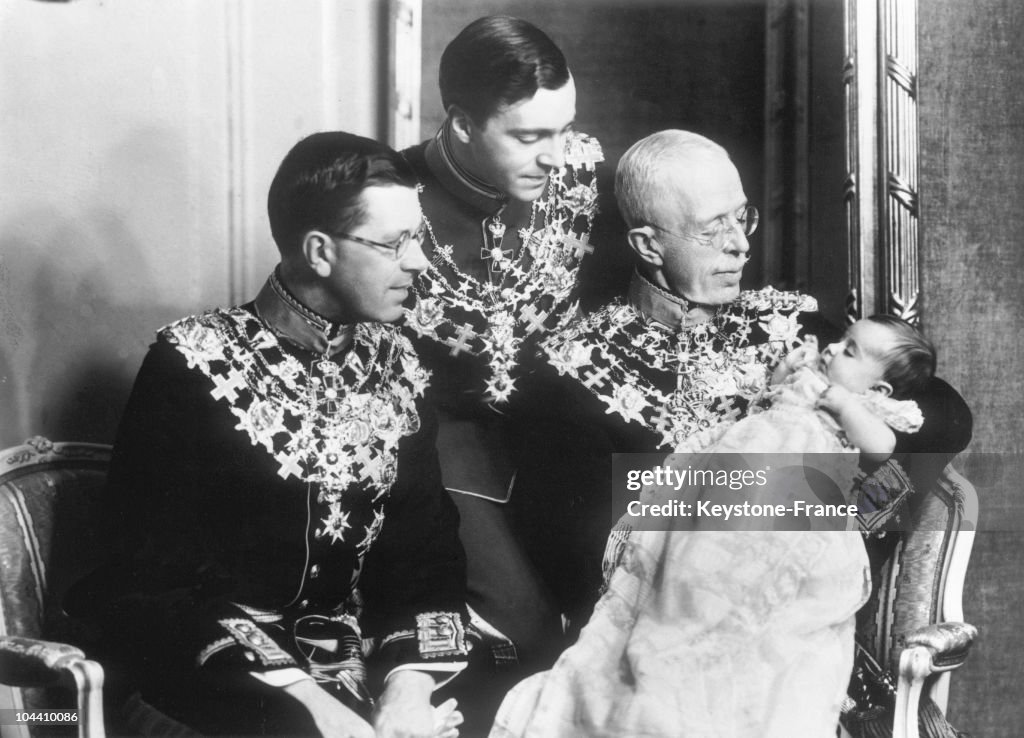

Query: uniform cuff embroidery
415,612,468,659
197,636,236,667
219,618,295,667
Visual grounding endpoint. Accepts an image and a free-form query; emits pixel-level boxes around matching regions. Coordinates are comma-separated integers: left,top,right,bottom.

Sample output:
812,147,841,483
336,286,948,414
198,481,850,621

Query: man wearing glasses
73,132,469,738
497,130,974,738
510,130,818,632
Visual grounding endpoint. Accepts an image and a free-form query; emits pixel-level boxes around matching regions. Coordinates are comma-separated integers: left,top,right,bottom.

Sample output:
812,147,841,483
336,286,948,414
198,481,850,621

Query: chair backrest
0,437,113,641
855,464,978,712
0,437,112,730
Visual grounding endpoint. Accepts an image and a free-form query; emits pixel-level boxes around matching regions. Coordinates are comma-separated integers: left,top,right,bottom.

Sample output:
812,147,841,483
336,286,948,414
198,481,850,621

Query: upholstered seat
842,465,979,738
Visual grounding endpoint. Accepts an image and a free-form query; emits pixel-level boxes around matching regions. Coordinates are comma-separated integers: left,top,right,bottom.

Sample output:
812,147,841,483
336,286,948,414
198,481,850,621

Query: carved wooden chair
0,438,111,738
842,464,979,738
0,437,194,738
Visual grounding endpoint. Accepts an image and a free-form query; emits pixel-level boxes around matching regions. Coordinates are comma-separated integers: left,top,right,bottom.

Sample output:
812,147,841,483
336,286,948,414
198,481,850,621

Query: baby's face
819,320,896,394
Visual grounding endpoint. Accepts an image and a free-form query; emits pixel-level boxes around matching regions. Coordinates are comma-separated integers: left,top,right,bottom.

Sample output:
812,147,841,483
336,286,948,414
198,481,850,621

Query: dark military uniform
511,271,819,628
72,272,469,734
399,128,603,673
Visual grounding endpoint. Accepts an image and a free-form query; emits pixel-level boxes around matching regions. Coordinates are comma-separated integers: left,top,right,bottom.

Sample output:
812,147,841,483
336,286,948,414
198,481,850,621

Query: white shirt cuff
384,661,467,691
250,667,313,688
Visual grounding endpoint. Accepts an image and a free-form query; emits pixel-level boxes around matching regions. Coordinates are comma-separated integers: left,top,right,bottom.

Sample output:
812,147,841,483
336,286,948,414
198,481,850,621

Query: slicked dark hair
267,131,417,255
865,314,937,398
439,15,570,124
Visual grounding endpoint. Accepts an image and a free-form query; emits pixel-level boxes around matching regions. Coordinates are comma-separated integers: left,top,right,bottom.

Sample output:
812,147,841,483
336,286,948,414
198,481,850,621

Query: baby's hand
816,383,855,414
784,341,818,372
772,337,820,385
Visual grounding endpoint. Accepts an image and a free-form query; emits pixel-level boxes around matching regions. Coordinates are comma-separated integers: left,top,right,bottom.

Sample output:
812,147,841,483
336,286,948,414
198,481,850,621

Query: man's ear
872,380,894,397
448,105,476,144
627,226,664,267
302,231,333,278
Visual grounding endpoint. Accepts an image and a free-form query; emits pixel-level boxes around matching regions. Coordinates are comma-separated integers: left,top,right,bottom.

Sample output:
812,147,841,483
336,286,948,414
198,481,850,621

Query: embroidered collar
424,121,507,214
162,307,430,548
627,271,722,330
254,268,354,357
542,286,818,450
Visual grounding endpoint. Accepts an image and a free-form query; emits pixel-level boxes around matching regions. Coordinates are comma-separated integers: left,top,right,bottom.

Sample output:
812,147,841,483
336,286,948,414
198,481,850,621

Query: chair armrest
0,636,106,738
893,622,977,738
0,636,90,686
901,621,977,671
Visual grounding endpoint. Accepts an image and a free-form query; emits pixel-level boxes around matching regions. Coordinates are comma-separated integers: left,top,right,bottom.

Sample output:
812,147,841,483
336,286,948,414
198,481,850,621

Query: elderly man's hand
283,679,375,738
374,670,461,738
430,698,463,738
772,337,819,385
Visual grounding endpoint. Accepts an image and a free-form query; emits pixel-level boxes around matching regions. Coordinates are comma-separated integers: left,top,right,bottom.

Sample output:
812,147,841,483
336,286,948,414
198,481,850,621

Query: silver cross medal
483,218,512,272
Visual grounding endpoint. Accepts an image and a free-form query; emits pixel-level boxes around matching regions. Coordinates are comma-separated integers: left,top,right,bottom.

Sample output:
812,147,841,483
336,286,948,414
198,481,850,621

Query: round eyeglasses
331,221,427,260
651,205,758,250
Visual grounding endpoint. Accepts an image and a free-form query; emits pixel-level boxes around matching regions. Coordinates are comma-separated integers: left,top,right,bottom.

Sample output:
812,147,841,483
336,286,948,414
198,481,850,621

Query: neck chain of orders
407,132,603,404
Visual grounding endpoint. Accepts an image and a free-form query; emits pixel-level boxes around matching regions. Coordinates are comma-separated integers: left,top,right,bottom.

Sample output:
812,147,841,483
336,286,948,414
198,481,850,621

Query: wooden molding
387,0,422,150
764,0,810,291
226,0,254,306
844,0,920,325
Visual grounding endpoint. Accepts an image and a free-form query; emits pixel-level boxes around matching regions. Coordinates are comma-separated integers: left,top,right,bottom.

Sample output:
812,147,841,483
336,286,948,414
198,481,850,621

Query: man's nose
723,225,750,256
822,341,841,361
537,134,567,170
402,234,431,275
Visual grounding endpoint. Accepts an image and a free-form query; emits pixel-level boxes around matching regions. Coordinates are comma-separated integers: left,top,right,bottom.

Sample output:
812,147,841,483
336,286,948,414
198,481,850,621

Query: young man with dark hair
432,14,574,203
400,15,605,685
73,132,468,738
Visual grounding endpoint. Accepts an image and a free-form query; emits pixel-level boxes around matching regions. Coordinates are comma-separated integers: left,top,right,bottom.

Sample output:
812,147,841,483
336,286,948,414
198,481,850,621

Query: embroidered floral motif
546,338,594,375
542,288,817,450
163,309,428,546
407,297,446,338
604,379,650,425
408,131,604,404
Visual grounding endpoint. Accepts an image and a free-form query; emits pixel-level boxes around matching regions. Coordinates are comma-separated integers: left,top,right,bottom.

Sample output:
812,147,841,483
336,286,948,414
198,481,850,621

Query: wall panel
919,1,1024,734
0,0,383,448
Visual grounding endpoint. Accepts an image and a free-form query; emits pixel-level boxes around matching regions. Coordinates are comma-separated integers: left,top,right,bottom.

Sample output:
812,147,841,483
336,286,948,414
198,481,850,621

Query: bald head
614,130,731,230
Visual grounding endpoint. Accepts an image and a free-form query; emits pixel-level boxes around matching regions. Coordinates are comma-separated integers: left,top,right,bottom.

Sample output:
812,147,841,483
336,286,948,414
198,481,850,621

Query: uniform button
299,599,310,609
310,565,320,579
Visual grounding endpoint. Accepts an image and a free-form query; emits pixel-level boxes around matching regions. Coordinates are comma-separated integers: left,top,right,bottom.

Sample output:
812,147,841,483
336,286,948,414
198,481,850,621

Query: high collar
423,120,507,215
627,271,724,330
253,268,354,358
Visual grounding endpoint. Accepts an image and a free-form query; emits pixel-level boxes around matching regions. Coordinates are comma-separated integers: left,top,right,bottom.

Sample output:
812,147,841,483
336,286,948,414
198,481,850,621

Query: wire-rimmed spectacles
331,221,427,260
650,205,758,249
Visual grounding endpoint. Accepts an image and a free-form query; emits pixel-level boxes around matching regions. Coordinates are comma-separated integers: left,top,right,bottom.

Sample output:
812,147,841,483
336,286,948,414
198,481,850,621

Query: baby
764,313,935,462
690,313,935,466
487,317,937,738
660,313,935,529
